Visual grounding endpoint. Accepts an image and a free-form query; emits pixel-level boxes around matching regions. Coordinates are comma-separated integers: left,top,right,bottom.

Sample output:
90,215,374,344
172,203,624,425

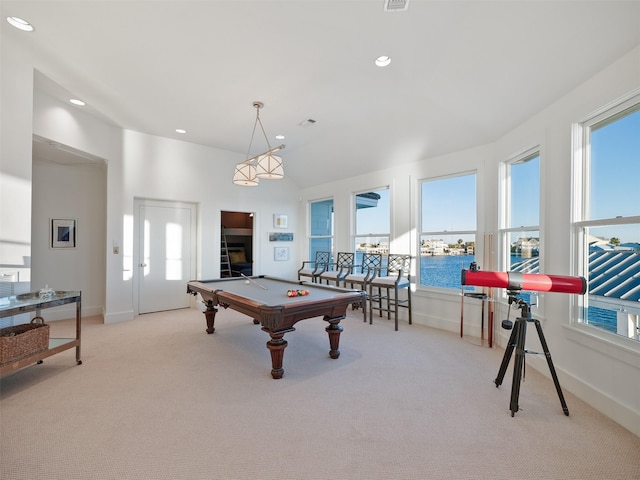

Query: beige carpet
1,307,639,480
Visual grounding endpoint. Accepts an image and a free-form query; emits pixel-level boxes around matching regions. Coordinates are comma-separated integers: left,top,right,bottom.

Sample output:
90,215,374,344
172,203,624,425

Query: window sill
562,323,640,369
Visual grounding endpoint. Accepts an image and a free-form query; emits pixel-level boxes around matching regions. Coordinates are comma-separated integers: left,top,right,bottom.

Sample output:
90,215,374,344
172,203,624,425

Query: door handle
140,263,147,267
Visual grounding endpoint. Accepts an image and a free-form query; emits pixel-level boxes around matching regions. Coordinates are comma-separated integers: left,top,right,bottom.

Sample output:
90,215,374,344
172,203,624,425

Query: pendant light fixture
233,101,285,186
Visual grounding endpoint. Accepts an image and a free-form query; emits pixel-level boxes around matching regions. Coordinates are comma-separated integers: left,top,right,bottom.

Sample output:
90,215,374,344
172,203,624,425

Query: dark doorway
221,211,254,277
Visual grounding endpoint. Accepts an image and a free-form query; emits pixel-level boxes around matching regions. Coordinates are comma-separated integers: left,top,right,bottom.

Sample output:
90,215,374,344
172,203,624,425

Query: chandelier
233,101,285,186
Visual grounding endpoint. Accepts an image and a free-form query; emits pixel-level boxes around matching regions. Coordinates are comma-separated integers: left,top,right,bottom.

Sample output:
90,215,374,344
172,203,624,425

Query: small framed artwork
273,214,288,229
269,232,294,242
274,247,289,261
51,219,76,248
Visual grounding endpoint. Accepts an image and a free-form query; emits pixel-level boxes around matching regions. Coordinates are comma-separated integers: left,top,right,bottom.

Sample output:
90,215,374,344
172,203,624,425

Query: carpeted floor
1,308,639,480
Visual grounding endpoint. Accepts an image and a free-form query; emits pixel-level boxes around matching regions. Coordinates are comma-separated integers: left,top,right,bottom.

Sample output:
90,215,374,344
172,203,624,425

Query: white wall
31,87,122,321
31,159,107,319
0,35,34,284
30,84,109,321
114,129,300,321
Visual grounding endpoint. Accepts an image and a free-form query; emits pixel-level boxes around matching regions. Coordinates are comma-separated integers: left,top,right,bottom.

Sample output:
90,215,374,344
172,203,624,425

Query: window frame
498,147,541,305
307,197,334,260
418,171,478,291
571,89,640,345
353,186,390,259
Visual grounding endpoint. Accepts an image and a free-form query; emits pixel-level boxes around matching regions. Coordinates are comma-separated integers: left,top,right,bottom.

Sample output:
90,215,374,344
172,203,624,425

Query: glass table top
0,290,81,318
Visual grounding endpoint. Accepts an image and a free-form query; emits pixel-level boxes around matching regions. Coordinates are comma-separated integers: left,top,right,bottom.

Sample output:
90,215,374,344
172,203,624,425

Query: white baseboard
527,354,639,437
413,310,639,437
103,309,134,324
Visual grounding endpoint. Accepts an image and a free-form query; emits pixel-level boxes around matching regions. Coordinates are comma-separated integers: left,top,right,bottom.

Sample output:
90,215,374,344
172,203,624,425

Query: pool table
186,276,366,379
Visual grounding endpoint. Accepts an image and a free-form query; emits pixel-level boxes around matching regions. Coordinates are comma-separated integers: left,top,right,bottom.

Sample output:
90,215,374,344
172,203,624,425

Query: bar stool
343,253,382,322
368,254,412,331
318,252,354,286
298,251,330,283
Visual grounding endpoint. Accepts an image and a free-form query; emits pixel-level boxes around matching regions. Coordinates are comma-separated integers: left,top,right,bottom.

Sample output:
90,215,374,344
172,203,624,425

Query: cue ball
245,280,250,284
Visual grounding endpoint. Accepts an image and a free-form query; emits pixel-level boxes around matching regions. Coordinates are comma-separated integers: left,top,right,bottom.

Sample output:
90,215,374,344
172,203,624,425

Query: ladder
220,228,232,277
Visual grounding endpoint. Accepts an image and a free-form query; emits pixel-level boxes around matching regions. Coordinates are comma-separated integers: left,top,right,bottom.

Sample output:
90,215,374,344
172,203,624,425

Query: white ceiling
3,1,640,188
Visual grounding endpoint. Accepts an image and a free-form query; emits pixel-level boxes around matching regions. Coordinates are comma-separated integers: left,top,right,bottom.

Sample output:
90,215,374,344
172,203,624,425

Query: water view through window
575,100,640,340
420,173,477,290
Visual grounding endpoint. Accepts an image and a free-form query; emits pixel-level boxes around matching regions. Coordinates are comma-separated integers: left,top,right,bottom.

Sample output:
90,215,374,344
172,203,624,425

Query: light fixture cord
244,105,273,162
256,108,273,151
243,114,259,163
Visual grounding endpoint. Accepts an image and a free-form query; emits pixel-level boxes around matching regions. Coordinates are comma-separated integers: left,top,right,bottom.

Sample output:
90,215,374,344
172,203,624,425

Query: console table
0,290,82,376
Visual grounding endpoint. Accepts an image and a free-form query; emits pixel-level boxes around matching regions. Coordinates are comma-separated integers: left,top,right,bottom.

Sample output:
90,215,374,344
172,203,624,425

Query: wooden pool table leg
325,316,344,359
263,329,291,379
202,300,218,334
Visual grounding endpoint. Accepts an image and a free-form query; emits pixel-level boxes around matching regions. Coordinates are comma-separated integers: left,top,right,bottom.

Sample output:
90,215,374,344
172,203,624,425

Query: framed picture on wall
274,247,289,261
51,219,76,248
273,214,288,229
269,232,294,242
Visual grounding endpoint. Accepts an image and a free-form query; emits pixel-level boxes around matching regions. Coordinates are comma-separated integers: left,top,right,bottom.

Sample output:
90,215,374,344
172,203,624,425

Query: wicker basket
0,317,50,365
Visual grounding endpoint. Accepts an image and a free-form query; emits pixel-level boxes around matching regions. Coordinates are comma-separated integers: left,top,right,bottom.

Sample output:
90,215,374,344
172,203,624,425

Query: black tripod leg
533,319,569,416
509,318,527,416
494,320,519,387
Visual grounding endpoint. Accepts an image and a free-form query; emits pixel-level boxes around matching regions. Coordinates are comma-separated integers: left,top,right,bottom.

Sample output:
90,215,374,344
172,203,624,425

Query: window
309,198,334,260
354,188,390,264
420,173,476,290
573,92,640,341
500,149,540,303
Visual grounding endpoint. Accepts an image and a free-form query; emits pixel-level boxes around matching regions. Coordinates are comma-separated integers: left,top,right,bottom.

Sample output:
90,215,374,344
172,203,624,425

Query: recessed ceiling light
375,55,391,67
69,98,86,106
275,134,285,140
175,129,187,134
6,16,34,32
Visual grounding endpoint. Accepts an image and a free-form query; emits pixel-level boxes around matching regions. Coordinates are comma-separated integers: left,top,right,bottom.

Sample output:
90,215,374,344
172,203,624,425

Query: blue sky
356,189,390,235
591,107,640,243
421,174,476,232
509,155,539,228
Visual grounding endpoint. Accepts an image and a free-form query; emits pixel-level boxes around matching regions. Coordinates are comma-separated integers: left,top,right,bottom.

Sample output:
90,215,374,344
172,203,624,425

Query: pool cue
240,273,268,290
481,234,487,342
488,233,494,347
460,260,465,338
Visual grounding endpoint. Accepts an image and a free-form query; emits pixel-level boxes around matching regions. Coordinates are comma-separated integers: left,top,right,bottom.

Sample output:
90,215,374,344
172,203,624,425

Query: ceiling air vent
384,0,409,12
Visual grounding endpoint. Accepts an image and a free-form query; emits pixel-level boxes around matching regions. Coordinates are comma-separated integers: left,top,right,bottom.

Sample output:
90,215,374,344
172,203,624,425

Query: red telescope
461,269,586,295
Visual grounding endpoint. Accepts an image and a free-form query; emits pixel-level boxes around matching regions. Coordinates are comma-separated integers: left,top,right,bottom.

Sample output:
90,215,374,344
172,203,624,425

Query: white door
138,200,196,314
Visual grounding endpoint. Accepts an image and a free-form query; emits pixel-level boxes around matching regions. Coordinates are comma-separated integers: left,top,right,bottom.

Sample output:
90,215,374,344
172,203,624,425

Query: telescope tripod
494,290,569,417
